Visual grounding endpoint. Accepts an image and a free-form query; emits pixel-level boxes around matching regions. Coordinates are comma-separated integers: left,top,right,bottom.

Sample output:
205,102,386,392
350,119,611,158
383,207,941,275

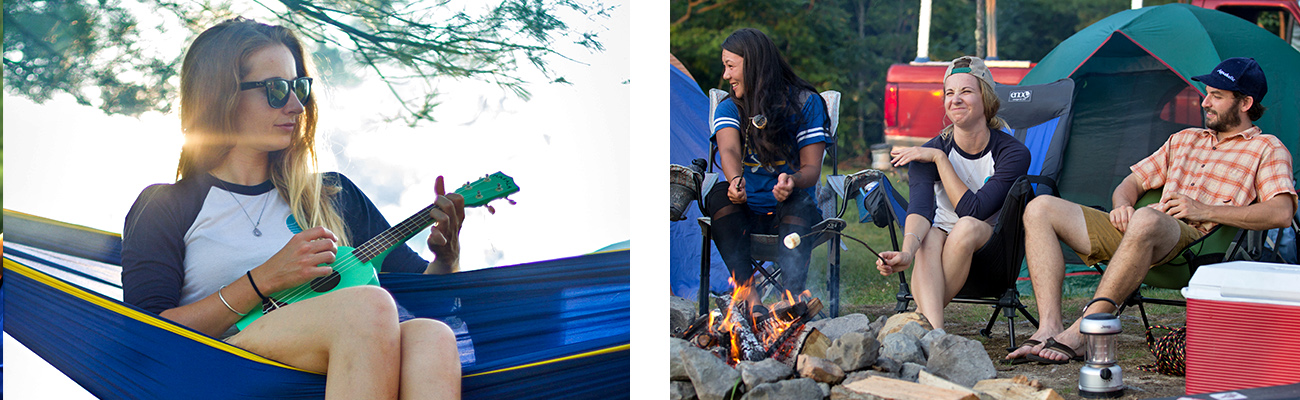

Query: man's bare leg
1008,196,1091,359
1035,207,1183,362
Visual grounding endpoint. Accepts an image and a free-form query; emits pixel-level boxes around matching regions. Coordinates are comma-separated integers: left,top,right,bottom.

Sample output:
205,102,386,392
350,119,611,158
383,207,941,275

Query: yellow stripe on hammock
463,344,630,377
3,258,319,374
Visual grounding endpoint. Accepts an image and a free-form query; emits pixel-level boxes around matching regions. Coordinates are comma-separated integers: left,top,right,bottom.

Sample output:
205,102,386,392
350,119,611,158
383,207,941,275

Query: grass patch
797,165,1192,325
802,167,912,307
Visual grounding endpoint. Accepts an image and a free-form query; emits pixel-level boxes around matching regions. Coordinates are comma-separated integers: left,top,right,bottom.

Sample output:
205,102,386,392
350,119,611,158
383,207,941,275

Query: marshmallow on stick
783,232,802,249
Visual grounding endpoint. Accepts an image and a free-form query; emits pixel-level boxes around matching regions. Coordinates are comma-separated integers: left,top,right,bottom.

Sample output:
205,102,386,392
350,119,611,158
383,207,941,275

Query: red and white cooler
1182,261,1300,394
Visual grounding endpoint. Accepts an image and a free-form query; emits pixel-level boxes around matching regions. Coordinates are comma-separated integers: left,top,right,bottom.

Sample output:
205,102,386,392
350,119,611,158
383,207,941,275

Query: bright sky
3,0,656,398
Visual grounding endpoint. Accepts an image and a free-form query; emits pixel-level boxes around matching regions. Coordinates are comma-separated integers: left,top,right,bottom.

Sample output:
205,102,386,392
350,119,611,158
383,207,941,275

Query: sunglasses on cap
239,77,313,109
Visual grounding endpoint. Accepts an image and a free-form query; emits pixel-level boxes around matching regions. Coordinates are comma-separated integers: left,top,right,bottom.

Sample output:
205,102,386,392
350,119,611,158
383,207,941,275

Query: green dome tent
1020,3,1300,208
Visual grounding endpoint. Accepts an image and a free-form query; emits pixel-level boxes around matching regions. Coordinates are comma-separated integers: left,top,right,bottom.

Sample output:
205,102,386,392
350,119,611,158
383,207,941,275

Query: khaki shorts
1077,205,1204,268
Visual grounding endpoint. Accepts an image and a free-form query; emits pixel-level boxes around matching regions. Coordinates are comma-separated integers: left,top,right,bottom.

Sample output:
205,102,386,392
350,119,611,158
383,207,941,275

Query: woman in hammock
875,56,1030,330
706,28,830,299
121,17,461,399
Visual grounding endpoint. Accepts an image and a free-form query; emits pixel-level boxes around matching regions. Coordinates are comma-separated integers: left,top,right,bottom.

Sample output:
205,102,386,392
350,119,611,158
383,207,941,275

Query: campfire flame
709,278,816,365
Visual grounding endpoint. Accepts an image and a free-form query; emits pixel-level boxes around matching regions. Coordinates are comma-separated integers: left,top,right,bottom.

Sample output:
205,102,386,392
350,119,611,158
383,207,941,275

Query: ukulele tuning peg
486,205,496,214
506,198,517,205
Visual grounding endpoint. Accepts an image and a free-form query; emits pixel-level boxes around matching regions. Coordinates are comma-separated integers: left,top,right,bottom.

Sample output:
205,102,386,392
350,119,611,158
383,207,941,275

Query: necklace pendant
253,228,262,237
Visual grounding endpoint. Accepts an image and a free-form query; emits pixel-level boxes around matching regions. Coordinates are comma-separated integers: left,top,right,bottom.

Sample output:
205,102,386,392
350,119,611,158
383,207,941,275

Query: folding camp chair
879,79,1076,349
696,88,848,316
1094,190,1300,345
863,171,1054,349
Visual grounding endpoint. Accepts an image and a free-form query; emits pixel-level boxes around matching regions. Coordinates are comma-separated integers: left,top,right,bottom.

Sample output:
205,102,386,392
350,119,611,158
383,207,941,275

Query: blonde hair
177,17,350,246
940,77,1007,140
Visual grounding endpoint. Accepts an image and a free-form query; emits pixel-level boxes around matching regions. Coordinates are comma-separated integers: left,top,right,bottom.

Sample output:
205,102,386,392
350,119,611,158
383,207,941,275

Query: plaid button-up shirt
1132,126,1296,234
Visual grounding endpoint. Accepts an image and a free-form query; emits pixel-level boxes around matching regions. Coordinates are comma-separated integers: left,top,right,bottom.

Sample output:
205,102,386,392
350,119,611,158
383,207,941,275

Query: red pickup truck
882,0,1300,147
883,60,1033,147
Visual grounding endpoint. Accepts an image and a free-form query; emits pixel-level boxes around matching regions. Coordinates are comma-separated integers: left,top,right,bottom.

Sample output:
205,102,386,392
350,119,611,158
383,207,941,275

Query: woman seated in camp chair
121,18,460,399
876,56,1031,330
706,28,830,300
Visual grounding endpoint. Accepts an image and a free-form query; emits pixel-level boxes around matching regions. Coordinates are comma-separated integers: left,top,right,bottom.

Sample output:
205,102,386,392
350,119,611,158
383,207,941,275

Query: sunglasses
239,77,313,109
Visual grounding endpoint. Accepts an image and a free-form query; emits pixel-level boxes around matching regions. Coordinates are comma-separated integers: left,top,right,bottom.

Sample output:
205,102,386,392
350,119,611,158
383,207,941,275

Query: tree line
671,0,1178,160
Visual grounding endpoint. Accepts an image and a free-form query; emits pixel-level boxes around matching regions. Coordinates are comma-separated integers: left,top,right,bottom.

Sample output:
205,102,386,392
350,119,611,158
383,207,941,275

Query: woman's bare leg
228,285,401,400
940,217,993,301
909,226,949,329
398,318,462,400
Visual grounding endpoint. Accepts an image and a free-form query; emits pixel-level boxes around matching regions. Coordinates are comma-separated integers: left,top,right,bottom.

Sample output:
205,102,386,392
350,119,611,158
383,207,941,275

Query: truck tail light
884,83,899,127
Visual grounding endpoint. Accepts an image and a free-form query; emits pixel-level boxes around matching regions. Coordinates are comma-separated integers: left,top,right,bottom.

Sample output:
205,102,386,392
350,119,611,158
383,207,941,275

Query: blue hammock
2,210,630,399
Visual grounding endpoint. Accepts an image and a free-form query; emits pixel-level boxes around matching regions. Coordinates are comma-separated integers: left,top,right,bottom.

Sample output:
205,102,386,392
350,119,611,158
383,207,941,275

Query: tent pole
987,0,998,60
915,0,932,63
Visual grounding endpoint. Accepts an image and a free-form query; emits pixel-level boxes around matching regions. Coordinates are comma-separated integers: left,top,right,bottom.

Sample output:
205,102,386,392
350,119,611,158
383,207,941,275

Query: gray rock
830,385,859,400
826,331,880,372
930,332,967,353
797,354,846,384
925,334,997,388
872,356,901,373
819,382,832,399
682,345,742,400
737,358,793,389
919,328,947,358
863,327,880,343
879,332,926,365
899,321,929,341
671,338,693,381
671,380,699,400
869,315,888,332
876,313,931,342
899,362,927,382
841,369,899,386
671,296,699,336
741,378,823,400
805,313,873,341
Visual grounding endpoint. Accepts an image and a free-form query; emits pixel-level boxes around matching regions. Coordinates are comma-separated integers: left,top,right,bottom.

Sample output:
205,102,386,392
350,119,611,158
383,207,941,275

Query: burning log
773,301,806,322
692,332,717,348
729,300,768,362
676,313,711,340
765,298,822,358
677,285,827,368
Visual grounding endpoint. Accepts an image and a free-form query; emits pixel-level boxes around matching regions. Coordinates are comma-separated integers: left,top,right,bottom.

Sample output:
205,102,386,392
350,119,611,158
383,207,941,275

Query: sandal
1003,339,1042,365
1026,338,1085,365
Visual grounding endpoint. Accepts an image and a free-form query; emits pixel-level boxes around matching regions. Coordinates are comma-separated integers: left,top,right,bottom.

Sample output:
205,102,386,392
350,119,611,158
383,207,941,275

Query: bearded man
1006,57,1296,364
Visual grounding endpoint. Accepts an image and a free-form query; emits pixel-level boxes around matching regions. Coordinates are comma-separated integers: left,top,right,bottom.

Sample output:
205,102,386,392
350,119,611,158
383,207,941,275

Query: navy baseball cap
1192,57,1267,103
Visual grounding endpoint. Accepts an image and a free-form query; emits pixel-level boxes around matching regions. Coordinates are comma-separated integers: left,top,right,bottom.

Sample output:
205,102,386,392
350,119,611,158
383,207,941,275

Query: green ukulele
235,172,519,330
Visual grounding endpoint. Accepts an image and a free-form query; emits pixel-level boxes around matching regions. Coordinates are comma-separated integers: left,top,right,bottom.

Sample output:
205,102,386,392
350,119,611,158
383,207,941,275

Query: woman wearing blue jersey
121,18,461,399
706,28,830,299
875,56,1030,330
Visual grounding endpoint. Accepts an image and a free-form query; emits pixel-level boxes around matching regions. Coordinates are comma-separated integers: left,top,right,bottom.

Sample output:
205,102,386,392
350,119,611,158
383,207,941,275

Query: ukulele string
270,199,442,303
259,176,514,307
270,194,479,304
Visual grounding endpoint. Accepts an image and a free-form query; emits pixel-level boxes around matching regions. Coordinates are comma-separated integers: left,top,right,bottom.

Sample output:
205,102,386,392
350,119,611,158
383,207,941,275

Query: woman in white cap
875,56,1030,330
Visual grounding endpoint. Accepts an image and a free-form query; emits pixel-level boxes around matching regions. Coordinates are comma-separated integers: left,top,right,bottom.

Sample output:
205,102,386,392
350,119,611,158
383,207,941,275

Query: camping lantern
1079,298,1124,398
